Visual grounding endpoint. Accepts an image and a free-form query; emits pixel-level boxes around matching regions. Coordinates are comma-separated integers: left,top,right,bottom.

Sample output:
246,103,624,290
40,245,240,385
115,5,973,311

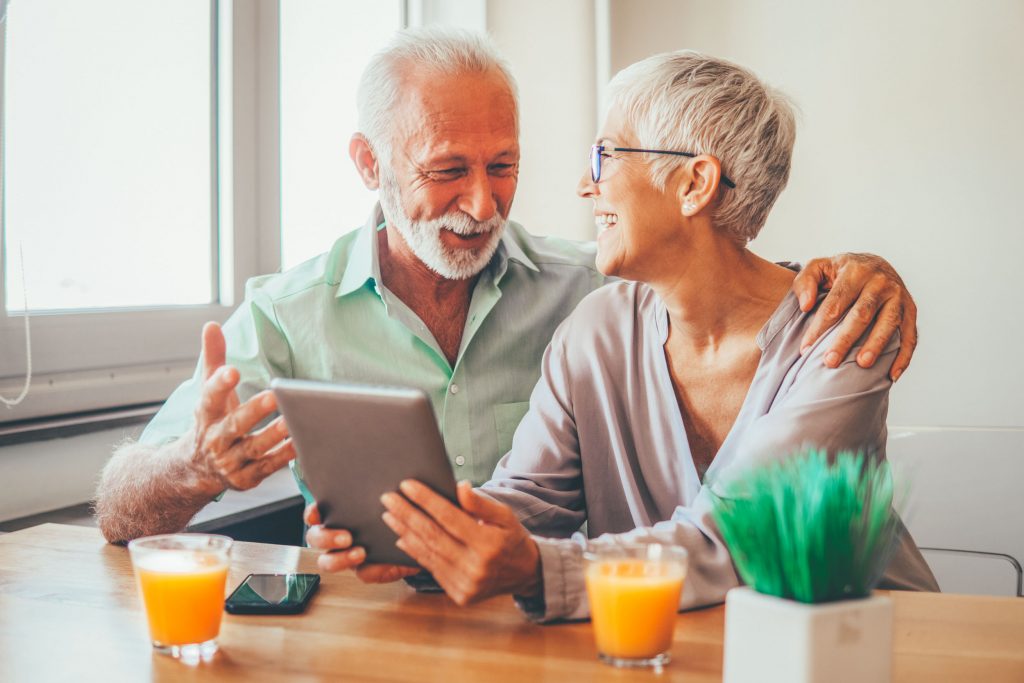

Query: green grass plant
710,450,900,603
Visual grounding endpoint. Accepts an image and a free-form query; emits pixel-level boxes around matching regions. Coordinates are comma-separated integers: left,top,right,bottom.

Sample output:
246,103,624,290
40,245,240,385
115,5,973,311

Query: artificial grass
710,450,900,603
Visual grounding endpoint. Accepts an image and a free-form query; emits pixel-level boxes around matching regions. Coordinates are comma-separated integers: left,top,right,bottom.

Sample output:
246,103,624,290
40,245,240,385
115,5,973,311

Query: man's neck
377,225,479,306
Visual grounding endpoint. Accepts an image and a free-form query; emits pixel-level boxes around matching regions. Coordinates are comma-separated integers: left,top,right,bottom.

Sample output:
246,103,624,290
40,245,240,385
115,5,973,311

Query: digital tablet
272,379,459,567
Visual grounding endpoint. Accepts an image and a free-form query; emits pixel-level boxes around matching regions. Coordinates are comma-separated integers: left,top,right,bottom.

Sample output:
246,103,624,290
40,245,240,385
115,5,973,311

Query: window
0,0,410,424
4,0,215,311
0,0,234,422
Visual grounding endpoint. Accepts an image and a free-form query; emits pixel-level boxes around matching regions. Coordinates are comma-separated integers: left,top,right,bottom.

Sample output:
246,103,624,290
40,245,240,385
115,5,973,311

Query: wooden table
2,524,1022,682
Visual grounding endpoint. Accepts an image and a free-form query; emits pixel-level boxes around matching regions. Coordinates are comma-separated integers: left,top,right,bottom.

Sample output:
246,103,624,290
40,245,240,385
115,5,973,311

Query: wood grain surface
1,524,1022,682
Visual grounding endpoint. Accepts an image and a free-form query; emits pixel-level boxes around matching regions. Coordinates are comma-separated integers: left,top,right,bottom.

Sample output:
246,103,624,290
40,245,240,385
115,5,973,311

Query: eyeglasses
590,144,736,188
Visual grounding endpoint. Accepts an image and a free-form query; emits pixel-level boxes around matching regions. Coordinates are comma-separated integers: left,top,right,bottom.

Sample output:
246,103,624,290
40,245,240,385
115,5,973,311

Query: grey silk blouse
480,281,938,622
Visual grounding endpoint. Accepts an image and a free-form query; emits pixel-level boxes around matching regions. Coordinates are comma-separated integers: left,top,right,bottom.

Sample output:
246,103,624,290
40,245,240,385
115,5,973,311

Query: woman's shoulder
551,280,661,352
565,280,658,326
574,279,657,311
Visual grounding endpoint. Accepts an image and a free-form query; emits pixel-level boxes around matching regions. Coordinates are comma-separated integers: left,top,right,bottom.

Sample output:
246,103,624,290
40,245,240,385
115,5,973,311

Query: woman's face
577,107,686,281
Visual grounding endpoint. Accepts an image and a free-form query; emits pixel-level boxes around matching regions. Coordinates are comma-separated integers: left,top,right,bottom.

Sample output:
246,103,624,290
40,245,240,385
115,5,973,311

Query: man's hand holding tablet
304,503,420,581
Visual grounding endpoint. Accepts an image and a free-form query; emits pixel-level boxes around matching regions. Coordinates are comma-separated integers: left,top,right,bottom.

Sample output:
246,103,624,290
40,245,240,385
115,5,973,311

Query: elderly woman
340,51,939,620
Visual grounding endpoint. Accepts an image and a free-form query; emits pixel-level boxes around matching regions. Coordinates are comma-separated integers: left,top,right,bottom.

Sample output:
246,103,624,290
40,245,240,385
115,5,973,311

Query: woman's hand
380,480,543,606
792,252,917,381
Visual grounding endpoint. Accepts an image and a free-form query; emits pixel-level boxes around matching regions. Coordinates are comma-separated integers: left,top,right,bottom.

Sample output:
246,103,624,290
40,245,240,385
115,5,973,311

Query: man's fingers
205,391,278,453
889,300,918,382
197,366,240,424
306,523,353,552
355,564,420,584
317,546,367,573
243,438,295,481
820,312,868,368
791,257,832,312
396,480,481,539
800,279,856,354
221,442,294,491
304,503,321,526
243,416,291,461
818,276,893,367
201,322,228,381
852,298,903,370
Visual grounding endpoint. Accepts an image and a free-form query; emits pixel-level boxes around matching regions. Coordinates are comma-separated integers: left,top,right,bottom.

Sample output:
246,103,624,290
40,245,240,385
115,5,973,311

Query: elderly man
95,27,918,546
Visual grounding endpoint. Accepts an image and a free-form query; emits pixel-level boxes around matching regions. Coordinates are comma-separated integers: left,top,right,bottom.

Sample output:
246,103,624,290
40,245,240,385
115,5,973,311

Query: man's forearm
93,432,221,544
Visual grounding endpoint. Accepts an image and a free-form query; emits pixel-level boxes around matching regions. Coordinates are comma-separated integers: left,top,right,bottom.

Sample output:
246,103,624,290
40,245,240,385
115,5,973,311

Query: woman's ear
673,172,701,218
349,133,381,190
664,165,695,218
681,155,726,216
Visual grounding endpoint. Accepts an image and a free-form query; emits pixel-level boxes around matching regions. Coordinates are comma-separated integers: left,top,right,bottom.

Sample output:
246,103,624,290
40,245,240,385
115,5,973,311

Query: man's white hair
357,25,519,164
607,51,797,244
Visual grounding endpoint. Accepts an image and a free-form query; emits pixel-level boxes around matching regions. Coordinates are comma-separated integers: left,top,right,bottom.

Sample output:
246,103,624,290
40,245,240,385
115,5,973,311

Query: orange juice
134,550,229,646
585,559,686,659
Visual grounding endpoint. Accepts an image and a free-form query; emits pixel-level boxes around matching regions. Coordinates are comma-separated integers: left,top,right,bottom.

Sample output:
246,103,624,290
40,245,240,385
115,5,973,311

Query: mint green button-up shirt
140,206,605,502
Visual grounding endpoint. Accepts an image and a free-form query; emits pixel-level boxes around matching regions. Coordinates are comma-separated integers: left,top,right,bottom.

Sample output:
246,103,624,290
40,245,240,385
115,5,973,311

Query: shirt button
455,455,466,467
450,383,459,394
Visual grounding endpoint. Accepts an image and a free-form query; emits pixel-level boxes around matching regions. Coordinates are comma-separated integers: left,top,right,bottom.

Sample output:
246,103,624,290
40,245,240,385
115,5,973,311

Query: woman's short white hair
607,51,797,244
357,26,519,164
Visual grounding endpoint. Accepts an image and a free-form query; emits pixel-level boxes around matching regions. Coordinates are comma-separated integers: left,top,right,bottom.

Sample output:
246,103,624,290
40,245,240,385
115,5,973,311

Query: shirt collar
489,222,540,284
336,205,386,298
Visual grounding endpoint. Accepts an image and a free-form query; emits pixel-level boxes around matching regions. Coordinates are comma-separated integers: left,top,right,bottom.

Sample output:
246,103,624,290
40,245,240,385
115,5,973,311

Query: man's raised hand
189,322,295,494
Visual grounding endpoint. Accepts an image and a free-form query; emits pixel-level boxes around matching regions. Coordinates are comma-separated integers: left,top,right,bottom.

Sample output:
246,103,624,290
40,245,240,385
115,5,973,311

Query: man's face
378,68,520,280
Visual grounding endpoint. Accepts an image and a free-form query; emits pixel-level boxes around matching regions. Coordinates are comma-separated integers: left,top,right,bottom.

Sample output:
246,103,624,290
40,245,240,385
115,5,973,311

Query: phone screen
225,573,320,614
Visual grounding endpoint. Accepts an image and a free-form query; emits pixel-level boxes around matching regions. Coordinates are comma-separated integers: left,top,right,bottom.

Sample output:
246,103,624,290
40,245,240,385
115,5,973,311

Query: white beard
378,171,507,281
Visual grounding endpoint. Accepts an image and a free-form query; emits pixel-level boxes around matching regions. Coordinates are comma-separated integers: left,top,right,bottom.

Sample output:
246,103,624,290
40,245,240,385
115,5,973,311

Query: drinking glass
584,543,688,669
128,534,233,663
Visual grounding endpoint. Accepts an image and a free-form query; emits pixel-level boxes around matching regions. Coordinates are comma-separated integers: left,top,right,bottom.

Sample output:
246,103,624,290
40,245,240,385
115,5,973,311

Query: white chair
887,426,1024,597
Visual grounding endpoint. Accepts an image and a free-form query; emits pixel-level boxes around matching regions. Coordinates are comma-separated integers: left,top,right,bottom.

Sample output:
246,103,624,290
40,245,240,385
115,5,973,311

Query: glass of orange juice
128,534,233,663
584,543,688,669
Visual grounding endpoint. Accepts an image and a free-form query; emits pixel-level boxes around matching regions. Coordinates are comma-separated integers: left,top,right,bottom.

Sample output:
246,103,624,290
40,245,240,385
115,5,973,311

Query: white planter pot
723,587,892,683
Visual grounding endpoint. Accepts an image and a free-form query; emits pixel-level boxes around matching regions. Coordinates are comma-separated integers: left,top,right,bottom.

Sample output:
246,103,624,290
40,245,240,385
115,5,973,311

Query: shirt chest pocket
493,401,531,455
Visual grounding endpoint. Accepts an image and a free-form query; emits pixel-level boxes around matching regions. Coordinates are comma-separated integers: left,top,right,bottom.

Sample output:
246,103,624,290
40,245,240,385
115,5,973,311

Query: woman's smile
595,212,619,233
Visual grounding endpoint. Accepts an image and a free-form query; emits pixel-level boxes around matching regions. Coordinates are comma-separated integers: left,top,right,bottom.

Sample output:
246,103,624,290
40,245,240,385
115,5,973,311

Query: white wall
487,0,598,241
0,425,142,522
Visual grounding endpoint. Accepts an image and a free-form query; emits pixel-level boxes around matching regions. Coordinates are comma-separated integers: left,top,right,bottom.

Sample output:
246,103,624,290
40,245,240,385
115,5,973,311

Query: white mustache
426,212,505,236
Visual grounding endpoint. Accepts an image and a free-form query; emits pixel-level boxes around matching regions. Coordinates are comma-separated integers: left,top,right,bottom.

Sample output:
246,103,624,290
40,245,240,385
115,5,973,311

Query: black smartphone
224,573,320,615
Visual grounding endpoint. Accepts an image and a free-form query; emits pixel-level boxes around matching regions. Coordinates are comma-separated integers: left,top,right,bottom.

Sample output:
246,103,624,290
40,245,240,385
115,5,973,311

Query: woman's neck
649,225,795,353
